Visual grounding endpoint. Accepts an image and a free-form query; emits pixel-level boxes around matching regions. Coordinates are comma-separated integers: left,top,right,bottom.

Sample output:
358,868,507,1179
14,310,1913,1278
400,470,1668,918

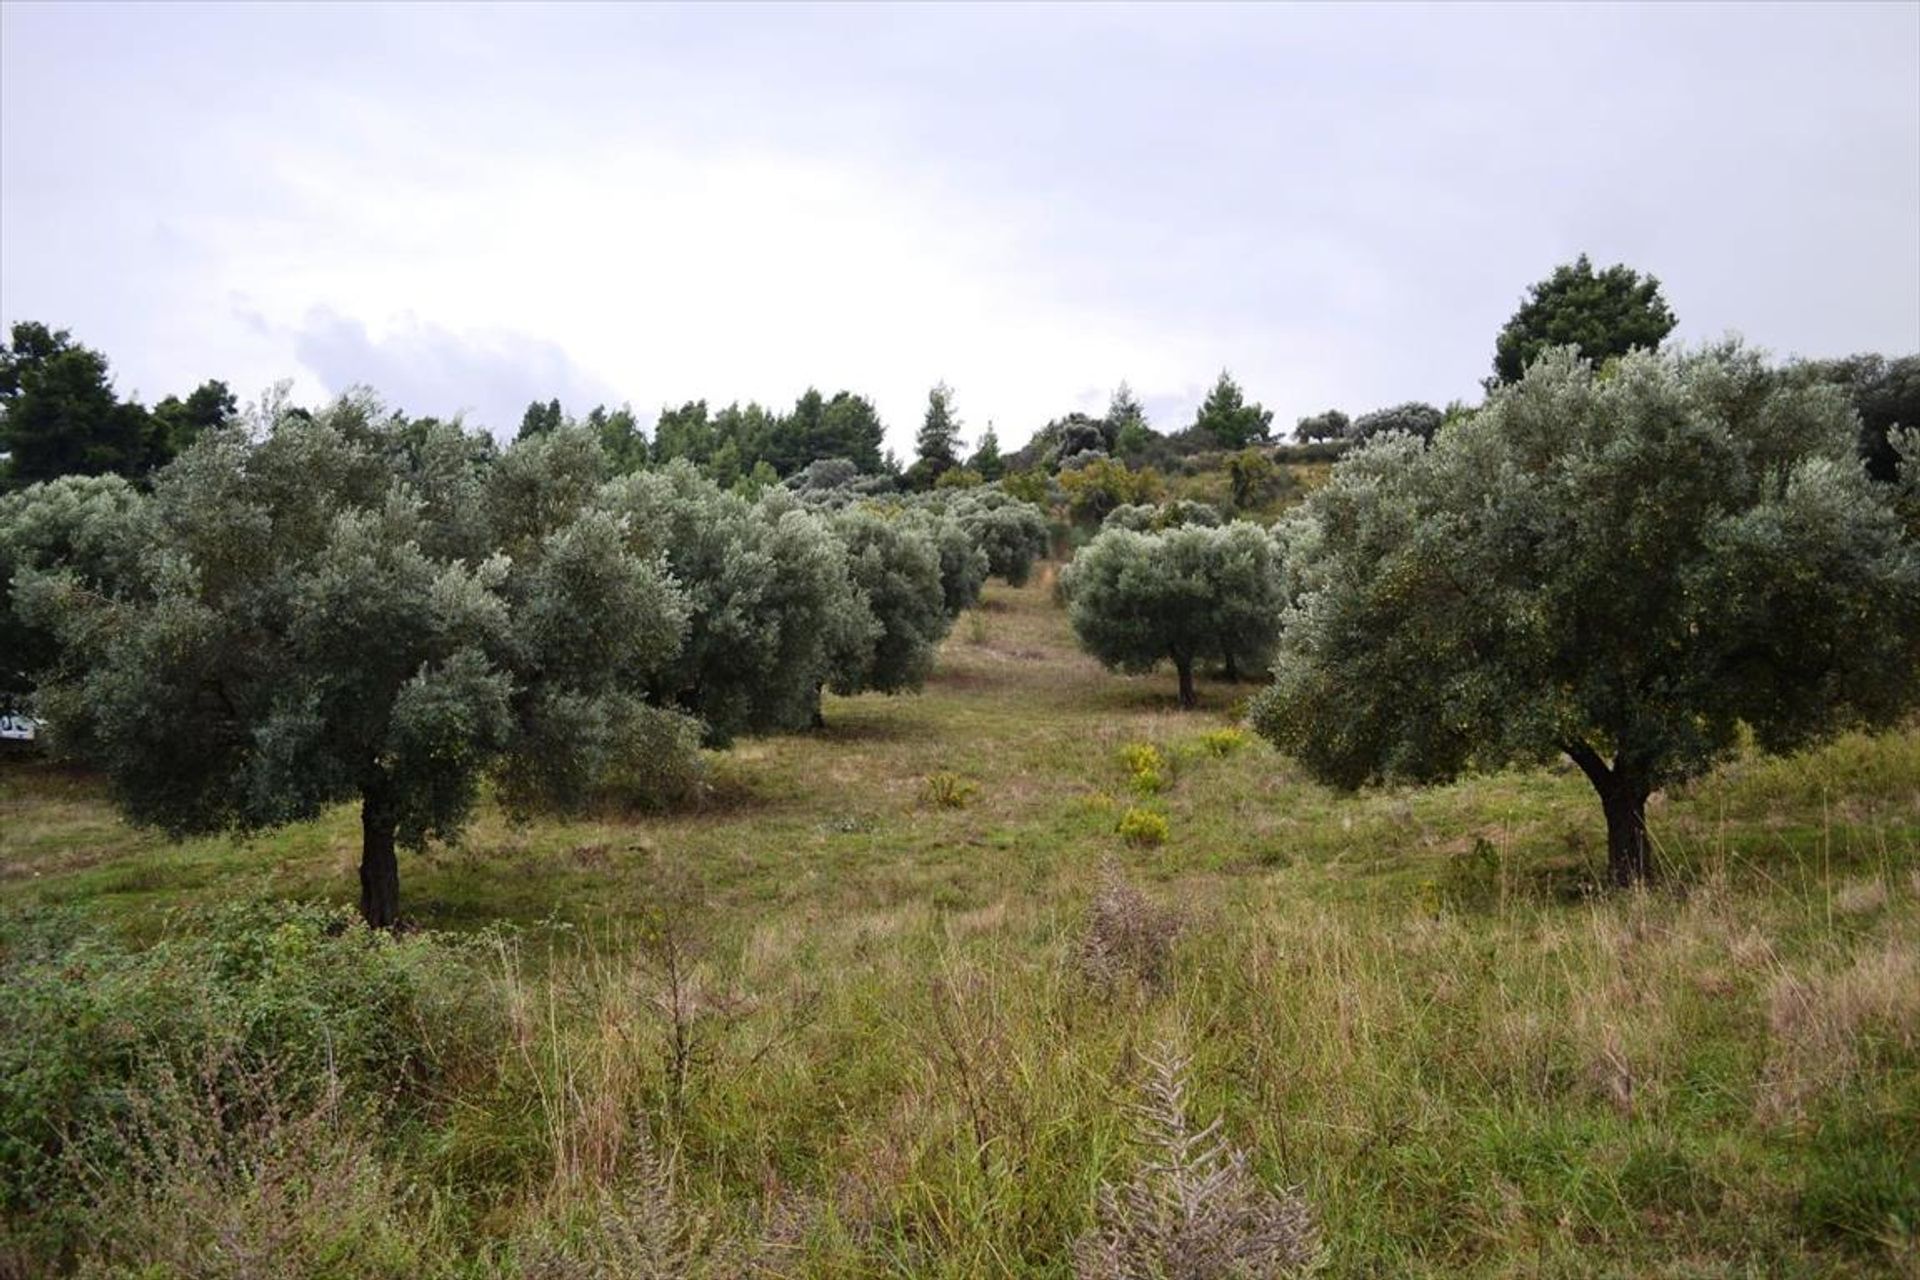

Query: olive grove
4,392,1049,924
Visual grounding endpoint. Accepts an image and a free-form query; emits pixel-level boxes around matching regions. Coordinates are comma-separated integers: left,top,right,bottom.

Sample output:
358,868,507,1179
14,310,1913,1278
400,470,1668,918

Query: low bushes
0,904,502,1263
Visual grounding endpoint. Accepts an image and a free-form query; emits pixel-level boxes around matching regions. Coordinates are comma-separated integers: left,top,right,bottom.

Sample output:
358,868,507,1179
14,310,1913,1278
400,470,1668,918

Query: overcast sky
3,2,1916,453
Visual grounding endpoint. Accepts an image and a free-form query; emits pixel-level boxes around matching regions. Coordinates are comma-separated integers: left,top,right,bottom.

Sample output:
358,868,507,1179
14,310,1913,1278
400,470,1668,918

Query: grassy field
3,569,1917,1277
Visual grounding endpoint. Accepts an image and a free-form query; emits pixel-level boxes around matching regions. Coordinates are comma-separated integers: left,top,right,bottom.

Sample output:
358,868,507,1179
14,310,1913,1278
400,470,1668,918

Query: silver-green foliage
16,402,698,924
1102,500,1223,533
829,506,951,696
0,473,148,706
1252,343,1920,884
600,461,870,744
948,488,1051,586
1062,522,1285,707
912,507,991,616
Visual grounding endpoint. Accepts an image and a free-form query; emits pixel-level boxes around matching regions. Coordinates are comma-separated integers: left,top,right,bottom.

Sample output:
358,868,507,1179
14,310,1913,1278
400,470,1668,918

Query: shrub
0,904,501,1265
1117,808,1170,847
1120,742,1168,794
1195,727,1248,758
1058,457,1164,526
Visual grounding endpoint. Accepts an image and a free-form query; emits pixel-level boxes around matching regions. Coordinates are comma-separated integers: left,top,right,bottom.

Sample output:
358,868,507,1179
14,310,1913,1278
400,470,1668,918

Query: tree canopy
1292,409,1348,445
1253,343,1920,885
1491,254,1676,386
1063,522,1285,707
14,399,701,926
602,461,869,744
1193,371,1273,450
0,473,147,710
0,322,171,488
1784,352,1920,483
1348,401,1443,445
969,425,1005,481
912,382,964,487
944,488,1050,587
827,507,951,698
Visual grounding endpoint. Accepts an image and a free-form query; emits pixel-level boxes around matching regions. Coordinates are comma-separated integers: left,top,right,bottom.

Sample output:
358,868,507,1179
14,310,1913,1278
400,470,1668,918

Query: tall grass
2,576,1915,1277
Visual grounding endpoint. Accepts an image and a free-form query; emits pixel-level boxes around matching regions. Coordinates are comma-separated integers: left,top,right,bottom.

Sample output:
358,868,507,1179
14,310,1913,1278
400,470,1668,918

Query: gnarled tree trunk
359,769,400,928
1174,655,1196,710
1564,742,1654,887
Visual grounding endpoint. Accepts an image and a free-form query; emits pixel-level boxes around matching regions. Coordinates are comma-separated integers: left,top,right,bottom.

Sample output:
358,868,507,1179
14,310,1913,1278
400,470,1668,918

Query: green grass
3,570,1917,1277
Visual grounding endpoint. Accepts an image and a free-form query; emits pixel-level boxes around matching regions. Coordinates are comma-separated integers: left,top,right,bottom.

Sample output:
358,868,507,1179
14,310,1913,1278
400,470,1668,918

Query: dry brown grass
1833,876,1890,916
1078,861,1183,994
1758,937,1920,1124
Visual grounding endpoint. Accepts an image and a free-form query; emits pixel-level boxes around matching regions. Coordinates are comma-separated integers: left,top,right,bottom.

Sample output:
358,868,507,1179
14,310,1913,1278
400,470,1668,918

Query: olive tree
912,508,990,616
1253,344,1920,886
950,489,1050,586
828,506,950,697
0,474,148,710
1348,401,1444,445
17,402,697,926
1063,523,1283,708
1205,521,1287,682
599,461,868,743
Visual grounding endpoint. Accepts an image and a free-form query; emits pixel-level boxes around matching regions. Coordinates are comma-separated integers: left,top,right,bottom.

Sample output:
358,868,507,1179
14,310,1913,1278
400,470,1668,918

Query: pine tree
915,381,963,483
970,423,1004,481
1193,371,1272,450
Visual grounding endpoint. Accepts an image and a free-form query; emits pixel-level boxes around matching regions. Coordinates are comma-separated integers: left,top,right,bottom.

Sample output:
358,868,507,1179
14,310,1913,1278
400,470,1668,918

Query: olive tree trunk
359,770,400,928
1564,742,1654,887
1174,655,1196,710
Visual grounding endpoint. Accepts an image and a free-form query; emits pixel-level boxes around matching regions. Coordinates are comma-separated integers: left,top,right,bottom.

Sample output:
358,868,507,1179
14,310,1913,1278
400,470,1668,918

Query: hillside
3,571,1917,1277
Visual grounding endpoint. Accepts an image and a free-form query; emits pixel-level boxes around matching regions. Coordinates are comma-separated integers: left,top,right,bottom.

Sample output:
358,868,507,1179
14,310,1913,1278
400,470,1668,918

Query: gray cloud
3,3,1915,452
290,309,621,439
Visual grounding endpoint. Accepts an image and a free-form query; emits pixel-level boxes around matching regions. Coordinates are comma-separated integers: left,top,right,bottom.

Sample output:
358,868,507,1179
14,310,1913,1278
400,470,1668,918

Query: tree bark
1222,650,1240,683
1564,742,1654,888
1175,656,1196,710
359,771,400,928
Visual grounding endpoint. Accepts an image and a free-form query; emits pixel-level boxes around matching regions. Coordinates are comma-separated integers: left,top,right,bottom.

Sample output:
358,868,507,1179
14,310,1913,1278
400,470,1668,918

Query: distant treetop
1491,254,1677,385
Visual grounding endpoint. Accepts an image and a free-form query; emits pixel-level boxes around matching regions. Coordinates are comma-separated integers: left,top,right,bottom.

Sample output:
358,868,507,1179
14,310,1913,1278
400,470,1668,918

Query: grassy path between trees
3,571,1917,1277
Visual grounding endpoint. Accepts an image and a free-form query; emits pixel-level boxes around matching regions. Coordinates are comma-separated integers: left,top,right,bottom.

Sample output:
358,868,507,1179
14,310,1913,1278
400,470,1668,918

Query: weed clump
515,1133,739,1280
1121,742,1168,794
1118,807,1170,847
1195,727,1248,758
66,1053,435,1280
1076,1043,1321,1279
0,902,499,1259
1078,863,1183,992
922,771,980,809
